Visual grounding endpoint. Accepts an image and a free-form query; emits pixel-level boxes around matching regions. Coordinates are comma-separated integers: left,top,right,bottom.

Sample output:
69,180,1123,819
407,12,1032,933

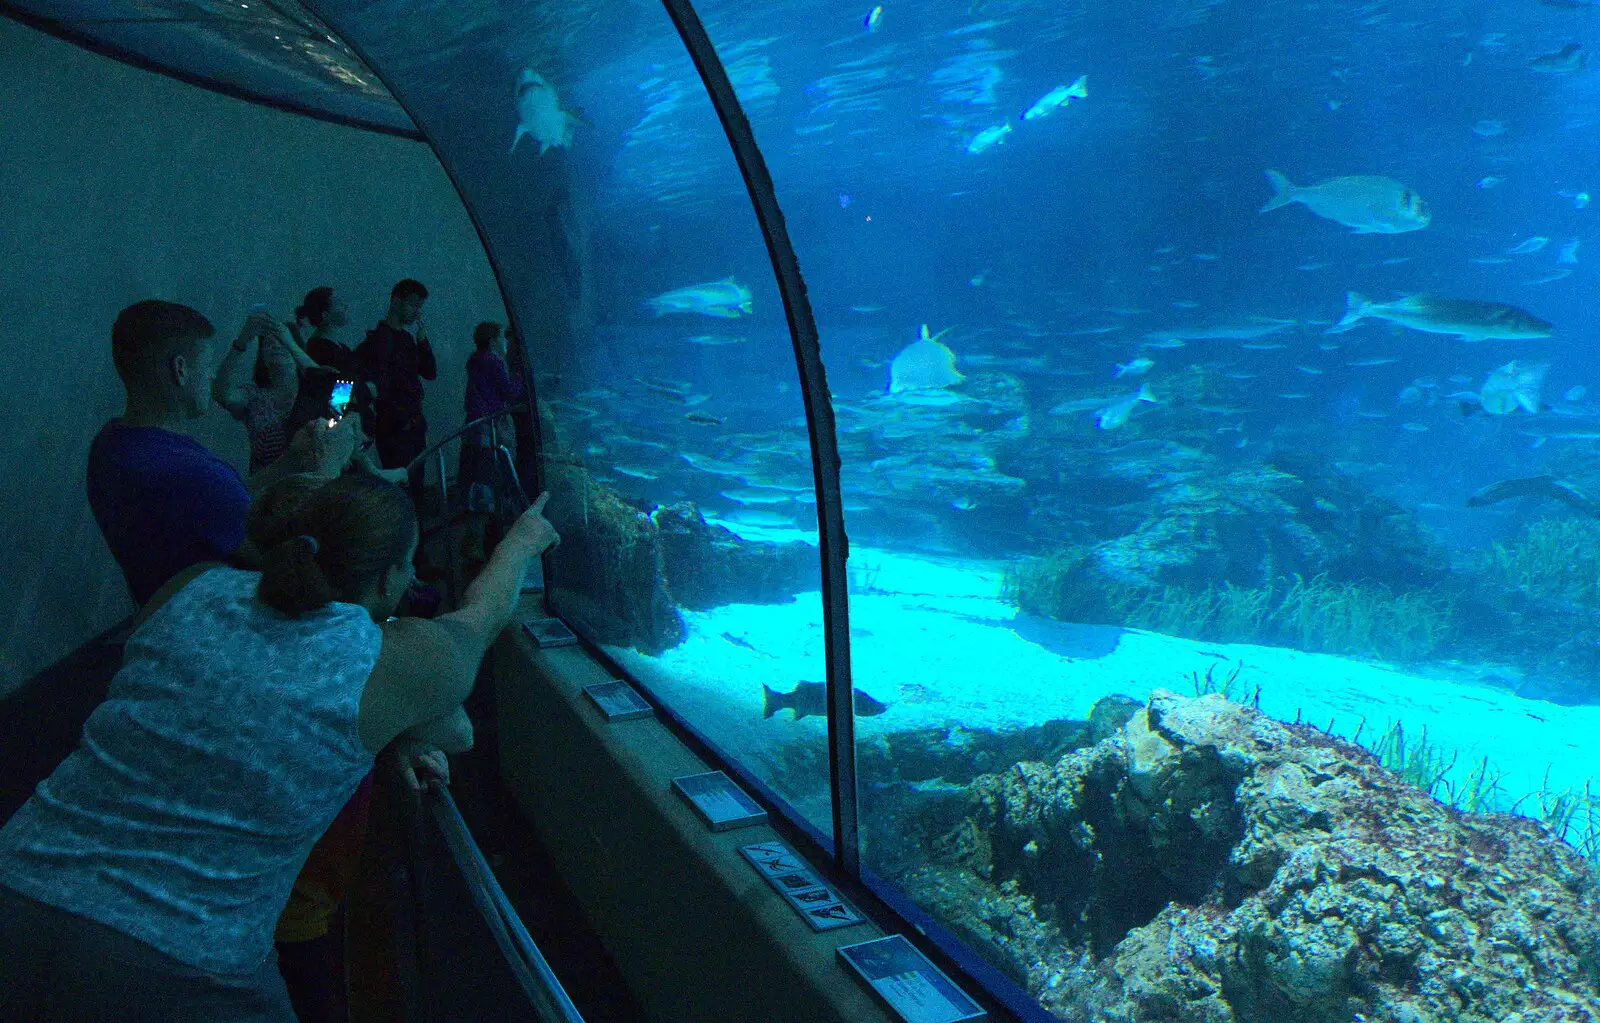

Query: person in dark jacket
355,280,436,475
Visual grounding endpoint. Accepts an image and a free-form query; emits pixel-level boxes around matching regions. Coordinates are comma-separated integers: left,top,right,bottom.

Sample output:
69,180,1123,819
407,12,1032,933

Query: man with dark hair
356,279,437,475
89,299,357,607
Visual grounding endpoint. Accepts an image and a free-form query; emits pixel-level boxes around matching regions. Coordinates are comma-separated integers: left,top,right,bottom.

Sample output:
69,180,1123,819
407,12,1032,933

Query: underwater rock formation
901,692,1600,1023
653,501,820,609
541,454,685,655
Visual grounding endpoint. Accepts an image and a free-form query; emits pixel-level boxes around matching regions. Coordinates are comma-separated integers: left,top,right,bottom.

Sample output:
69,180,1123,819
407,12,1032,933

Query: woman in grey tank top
0,475,560,1022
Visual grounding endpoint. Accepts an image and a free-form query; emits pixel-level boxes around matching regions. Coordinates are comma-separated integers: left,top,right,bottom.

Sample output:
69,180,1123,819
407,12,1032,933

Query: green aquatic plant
1187,661,1259,707
1370,721,1457,798
849,554,883,595
1351,722,1599,872
1487,517,1600,606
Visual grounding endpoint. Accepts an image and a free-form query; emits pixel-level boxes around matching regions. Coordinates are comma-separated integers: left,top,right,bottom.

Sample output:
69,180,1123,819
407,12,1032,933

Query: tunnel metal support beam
655,0,860,874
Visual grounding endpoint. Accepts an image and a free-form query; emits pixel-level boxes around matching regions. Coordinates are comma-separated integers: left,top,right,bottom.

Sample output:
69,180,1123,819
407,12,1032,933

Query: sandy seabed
607,535,1600,837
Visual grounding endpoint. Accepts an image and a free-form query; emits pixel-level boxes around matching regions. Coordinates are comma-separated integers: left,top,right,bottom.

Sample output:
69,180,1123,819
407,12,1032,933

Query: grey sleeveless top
0,567,382,974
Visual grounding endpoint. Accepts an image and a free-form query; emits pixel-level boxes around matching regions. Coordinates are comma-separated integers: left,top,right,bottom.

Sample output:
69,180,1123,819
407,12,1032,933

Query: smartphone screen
330,379,355,419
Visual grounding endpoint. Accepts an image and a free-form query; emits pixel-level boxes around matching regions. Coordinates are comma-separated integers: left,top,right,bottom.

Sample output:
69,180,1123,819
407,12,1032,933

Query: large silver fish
1479,360,1549,414
1326,292,1552,341
511,69,580,155
645,278,753,319
1260,171,1430,234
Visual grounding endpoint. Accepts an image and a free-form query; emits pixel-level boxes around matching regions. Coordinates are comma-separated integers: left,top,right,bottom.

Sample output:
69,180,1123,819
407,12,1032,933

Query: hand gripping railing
422,782,586,1023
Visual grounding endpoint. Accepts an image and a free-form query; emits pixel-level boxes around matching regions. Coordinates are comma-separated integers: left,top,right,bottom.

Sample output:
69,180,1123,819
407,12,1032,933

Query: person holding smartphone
214,310,319,474
0,480,560,1021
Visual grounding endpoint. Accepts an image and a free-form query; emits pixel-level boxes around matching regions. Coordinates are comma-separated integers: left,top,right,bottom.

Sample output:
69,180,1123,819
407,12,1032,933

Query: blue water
314,0,1600,1015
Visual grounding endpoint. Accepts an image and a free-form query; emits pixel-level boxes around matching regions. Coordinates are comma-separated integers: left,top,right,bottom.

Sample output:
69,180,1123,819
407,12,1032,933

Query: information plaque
670,771,768,831
739,841,865,932
522,617,578,648
837,935,987,1023
582,680,654,722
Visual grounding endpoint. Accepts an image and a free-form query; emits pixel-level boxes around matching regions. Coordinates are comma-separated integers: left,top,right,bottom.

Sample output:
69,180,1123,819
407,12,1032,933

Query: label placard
837,935,986,1023
738,842,866,932
521,617,579,648
582,680,654,721
671,771,768,831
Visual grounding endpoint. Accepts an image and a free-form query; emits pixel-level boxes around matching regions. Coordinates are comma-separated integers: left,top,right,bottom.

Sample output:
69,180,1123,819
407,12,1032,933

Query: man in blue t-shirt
88,300,357,607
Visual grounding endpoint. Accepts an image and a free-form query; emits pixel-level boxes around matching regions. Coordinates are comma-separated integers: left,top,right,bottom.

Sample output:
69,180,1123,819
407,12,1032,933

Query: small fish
647,277,754,319
1172,300,1201,309
1559,238,1580,264
1021,75,1088,120
1397,386,1423,402
1529,43,1584,73
969,270,988,286
1327,292,1553,341
1141,338,1187,349
839,193,852,208
1277,393,1312,400
1506,236,1550,255
966,123,1013,154
951,497,978,511
1474,119,1506,137
1400,422,1430,432
1346,357,1399,367
684,334,746,346
722,486,794,506
1355,409,1391,419
1260,170,1430,233
1114,357,1155,378
850,305,885,313
1096,383,1157,429
1469,256,1511,265
1295,364,1325,375
1240,342,1287,350
1476,176,1504,189
1565,385,1588,402
1296,261,1332,271
684,411,723,426
1525,269,1573,285
762,681,888,720
864,4,883,31
613,465,660,480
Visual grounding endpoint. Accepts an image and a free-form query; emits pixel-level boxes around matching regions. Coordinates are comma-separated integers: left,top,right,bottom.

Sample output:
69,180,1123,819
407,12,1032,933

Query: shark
645,278,753,319
511,69,581,155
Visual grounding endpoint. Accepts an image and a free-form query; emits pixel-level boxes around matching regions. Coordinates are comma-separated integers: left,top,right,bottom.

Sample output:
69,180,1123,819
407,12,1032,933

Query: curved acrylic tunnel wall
302,0,847,842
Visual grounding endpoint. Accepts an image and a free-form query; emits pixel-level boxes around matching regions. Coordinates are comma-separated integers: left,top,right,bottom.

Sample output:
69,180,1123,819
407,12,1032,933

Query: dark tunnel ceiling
4,0,418,137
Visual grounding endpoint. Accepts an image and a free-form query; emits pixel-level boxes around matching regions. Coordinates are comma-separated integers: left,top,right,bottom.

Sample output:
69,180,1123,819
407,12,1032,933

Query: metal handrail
424,784,586,1023
404,402,532,476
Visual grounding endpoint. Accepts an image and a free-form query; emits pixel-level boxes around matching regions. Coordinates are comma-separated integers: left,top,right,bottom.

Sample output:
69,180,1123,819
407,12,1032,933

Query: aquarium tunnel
3,0,1600,1020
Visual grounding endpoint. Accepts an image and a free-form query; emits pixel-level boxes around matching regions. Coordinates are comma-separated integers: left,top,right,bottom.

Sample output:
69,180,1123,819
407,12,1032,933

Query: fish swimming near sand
511,69,581,155
1021,75,1088,120
1259,171,1430,234
646,278,753,319
1326,292,1552,341
889,324,964,393
762,681,888,721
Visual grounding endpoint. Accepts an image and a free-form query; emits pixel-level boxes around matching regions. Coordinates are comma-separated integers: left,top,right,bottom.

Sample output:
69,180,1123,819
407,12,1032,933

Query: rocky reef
537,401,820,652
891,692,1600,1023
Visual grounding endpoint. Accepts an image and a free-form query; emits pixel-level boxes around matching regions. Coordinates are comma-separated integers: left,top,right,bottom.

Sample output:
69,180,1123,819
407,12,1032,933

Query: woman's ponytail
252,474,417,617
258,532,338,616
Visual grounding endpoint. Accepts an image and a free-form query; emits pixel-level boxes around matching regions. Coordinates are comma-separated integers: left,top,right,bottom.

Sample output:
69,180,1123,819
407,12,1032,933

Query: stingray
1465,475,1600,518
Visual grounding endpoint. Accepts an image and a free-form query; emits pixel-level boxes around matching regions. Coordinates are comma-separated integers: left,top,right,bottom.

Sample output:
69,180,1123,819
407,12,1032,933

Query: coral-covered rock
903,692,1600,1023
